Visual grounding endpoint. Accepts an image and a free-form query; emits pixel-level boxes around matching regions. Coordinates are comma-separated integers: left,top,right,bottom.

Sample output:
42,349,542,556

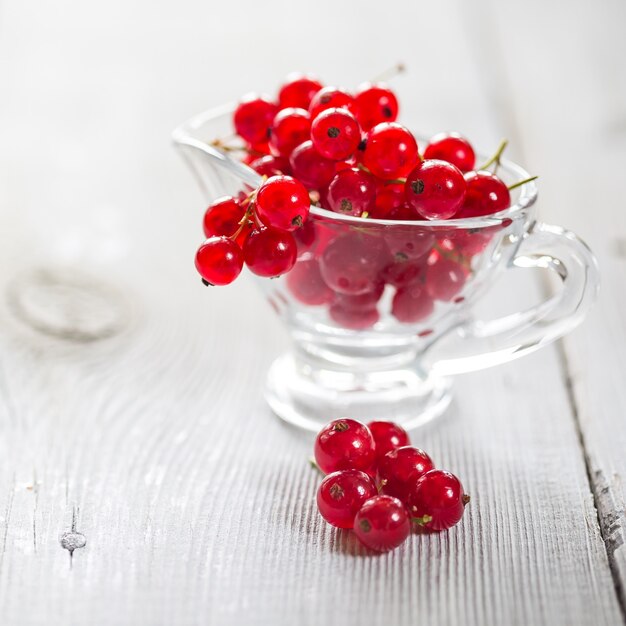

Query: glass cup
173,106,599,431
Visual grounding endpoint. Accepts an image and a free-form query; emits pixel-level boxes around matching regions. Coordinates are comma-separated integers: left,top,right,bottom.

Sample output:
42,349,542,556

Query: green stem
508,175,538,191
308,458,324,476
369,62,406,84
477,138,508,171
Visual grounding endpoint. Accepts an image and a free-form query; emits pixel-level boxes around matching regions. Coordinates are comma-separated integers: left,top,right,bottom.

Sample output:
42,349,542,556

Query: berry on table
314,418,376,474
309,86,355,119
354,83,399,131
423,132,476,173
243,228,297,277
405,159,467,220
377,446,435,504
408,469,469,531
317,469,377,529
255,175,310,231
268,107,311,157
202,196,245,239
368,421,410,459
233,94,278,145
362,122,419,180
278,74,323,110
195,236,244,286
354,495,410,551
311,108,361,161
326,168,376,217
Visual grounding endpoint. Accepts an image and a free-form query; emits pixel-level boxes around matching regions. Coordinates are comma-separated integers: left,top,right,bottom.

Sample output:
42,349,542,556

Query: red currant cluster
314,418,469,552
194,73,534,330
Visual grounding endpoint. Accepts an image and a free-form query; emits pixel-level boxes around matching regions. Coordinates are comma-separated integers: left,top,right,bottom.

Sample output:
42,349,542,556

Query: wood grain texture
0,0,624,624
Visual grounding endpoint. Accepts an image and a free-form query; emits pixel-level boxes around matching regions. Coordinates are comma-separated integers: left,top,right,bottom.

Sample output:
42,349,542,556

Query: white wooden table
0,0,625,624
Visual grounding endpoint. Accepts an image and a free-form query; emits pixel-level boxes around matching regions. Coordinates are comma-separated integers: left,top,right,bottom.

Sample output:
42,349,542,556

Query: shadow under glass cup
174,106,599,431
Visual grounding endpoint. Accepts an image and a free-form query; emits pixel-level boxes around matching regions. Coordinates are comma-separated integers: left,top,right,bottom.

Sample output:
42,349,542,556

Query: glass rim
173,103,538,229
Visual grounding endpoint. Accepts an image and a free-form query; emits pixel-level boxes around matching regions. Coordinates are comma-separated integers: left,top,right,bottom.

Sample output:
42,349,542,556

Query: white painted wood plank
0,0,622,624
478,0,626,613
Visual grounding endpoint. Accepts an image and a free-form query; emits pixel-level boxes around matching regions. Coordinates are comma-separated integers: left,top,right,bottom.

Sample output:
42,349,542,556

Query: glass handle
425,222,600,376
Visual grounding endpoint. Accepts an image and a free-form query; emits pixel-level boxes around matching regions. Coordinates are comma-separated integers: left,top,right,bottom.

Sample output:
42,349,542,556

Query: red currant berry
314,418,376,475
332,281,384,310
370,182,405,218
392,283,435,323
368,421,410,459
354,83,399,131
255,175,310,231
268,108,311,157
386,204,421,221
354,495,410,551
456,170,510,218
311,108,360,161
289,141,336,189
286,259,333,305
362,123,419,180
233,94,278,145
381,258,425,288
423,132,476,173
426,257,467,301
408,469,469,531
202,196,245,239
384,230,434,261
195,236,244,286
249,154,291,178
377,446,435,504
243,228,297,277
278,74,323,110
309,86,355,119
405,159,466,220
320,234,389,295
327,168,376,217
317,470,377,529
329,303,380,330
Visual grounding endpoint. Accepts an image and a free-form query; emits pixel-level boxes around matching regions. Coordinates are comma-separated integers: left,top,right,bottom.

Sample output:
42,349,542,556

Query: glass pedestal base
265,352,452,432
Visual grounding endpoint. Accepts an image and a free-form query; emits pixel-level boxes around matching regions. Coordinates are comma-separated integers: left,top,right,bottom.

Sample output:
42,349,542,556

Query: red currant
329,303,380,330
278,74,323,110
367,421,410,459
311,108,361,161
286,259,333,305
309,86,355,119
456,170,510,218
384,229,434,261
326,168,376,217
255,175,310,231
314,418,376,475
381,258,426,288
354,495,410,551
288,141,336,189
405,159,466,220
268,108,311,157
332,281,384,310
408,469,469,531
202,196,245,239
377,446,434,504
249,154,291,178
426,257,467,301
195,236,244,286
423,132,476,173
391,283,435,323
354,83,399,131
320,234,389,295
371,182,405,218
362,123,419,180
233,94,277,145
316,469,377,529
243,228,297,277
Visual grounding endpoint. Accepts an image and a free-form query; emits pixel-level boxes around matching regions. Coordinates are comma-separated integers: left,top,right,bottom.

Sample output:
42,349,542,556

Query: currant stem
508,175,538,191
369,62,406,84
210,138,265,157
308,458,324,476
412,514,433,526
384,177,407,185
477,138,508,171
